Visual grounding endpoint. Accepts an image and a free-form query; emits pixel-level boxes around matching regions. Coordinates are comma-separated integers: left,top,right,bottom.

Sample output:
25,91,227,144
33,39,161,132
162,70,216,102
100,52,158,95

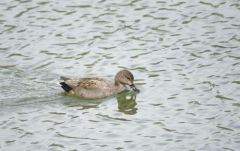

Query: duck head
115,70,140,93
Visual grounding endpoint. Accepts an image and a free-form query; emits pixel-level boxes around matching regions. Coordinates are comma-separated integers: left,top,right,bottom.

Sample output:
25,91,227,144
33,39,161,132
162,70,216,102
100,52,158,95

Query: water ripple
0,0,239,150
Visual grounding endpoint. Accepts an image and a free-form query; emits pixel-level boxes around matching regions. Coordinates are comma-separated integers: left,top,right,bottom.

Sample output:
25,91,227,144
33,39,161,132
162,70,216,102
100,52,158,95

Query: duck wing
60,77,109,92
78,78,109,89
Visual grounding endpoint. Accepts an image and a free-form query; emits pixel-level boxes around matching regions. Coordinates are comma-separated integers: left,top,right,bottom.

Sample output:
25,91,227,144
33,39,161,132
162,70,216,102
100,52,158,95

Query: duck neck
115,81,119,86
114,77,120,86
114,76,126,92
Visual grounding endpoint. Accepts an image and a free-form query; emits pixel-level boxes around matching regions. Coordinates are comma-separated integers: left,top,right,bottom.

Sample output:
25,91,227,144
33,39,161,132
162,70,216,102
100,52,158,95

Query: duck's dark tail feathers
60,82,72,92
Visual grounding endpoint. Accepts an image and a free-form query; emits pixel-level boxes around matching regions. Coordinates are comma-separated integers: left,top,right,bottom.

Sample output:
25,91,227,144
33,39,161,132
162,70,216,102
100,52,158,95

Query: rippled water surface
0,0,240,150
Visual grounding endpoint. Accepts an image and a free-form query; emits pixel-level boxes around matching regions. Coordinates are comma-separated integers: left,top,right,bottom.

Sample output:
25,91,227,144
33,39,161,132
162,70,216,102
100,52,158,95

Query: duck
59,70,139,99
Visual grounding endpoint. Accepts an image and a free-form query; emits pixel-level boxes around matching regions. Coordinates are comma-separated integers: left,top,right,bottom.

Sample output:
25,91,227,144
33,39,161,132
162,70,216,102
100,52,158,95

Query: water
0,0,240,150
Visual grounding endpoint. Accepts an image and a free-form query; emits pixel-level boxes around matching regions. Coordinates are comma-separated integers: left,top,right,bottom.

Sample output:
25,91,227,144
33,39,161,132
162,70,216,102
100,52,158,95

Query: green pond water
0,0,240,150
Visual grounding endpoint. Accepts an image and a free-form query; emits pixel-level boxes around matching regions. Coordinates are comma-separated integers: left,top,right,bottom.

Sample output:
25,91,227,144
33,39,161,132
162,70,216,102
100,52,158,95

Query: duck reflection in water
116,91,138,115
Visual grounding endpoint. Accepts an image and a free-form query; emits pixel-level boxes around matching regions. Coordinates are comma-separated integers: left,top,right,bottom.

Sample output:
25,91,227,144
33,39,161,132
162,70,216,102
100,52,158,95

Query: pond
0,0,240,150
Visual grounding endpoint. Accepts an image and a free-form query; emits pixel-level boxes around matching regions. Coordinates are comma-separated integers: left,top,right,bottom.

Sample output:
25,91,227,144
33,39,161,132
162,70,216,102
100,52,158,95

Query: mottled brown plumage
60,70,139,99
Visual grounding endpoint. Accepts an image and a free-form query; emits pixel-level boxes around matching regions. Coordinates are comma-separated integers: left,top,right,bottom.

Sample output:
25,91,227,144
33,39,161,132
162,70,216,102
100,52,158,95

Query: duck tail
60,82,72,92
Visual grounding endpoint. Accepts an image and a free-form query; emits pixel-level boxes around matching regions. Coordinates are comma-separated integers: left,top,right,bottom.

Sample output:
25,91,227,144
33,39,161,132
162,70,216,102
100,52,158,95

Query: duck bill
130,84,140,93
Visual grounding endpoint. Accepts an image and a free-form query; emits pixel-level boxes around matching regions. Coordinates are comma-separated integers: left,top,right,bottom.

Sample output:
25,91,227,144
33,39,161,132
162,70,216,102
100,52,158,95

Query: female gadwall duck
60,70,139,99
